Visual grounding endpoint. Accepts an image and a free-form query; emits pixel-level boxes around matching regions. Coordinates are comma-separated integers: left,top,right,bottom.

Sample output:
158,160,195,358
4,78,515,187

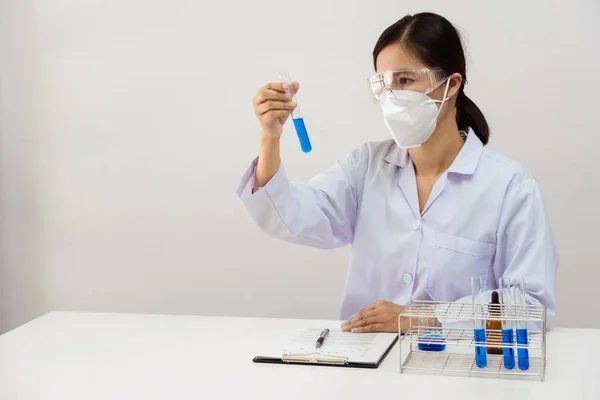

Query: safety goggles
367,68,448,103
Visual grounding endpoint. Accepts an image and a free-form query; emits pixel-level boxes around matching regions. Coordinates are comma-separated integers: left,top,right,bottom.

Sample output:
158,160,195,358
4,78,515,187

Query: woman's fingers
262,109,293,126
252,81,300,138
290,81,300,94
349,316,382,331
265,81,300,94
255,100,297,116
265,82,290,92
342,308,381,331
254,89,292,106
341,301,404,333
350,323,385,333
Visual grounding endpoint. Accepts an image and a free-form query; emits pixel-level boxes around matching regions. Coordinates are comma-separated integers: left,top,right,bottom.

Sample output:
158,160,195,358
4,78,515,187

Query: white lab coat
237,129,558,324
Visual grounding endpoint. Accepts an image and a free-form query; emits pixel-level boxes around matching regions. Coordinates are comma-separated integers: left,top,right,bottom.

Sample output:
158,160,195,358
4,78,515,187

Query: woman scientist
236,12,557,333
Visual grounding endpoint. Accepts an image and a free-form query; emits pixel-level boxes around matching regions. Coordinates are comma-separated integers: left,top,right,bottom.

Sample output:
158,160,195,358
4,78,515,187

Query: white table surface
0,312,598,400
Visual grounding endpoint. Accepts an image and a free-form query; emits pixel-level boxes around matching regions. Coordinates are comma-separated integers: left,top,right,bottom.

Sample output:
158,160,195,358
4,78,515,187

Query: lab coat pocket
425,233,496,302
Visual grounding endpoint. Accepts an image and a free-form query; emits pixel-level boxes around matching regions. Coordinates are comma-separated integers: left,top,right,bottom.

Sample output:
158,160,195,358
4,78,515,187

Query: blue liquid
502,329,515,370
474,328,487,368
516,328,530,371
292,118,312,153
417,333,446,352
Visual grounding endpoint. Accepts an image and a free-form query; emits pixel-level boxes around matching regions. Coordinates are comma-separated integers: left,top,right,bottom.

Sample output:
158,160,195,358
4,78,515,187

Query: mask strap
422,78,451,127
434,78,451,119
422,78,451,105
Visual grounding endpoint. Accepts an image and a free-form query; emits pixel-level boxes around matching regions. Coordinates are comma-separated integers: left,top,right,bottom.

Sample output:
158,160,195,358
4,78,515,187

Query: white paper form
257,328,398,364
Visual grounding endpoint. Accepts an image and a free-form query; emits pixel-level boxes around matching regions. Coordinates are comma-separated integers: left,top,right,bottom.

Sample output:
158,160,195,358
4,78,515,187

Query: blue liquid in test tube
499,277,515,370
516,329,529,370
515,278,530,371
474,328,487,368
502,329,515,370
292,117,311,153
278,72,312,153
471,276,487,368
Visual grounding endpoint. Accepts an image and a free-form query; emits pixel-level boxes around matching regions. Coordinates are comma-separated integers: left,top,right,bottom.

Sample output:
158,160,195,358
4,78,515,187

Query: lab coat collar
383,127,483,176
446,127,483,175
383,143,411,168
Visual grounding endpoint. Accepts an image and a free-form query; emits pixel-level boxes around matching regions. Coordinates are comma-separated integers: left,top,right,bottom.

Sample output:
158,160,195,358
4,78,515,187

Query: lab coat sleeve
448,178,558,327
236,147,366,249
493,178,558,324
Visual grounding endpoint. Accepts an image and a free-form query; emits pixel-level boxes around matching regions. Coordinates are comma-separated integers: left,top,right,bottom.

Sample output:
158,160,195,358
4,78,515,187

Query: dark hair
373,12,490,145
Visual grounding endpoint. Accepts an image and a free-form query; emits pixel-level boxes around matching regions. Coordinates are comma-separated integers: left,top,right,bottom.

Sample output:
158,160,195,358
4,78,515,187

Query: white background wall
1,0,599,333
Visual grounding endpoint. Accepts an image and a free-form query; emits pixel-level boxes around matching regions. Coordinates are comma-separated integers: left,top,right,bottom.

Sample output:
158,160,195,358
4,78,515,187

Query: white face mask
380,78,451,149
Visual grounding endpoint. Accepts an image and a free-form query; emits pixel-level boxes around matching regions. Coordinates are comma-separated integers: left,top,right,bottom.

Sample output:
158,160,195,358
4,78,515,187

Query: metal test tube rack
398,300,547,381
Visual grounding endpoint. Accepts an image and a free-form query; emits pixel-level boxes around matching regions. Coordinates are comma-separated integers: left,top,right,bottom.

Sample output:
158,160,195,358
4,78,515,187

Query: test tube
515,278,530,371
471,276,487,368
499,277,515,370
277,72,312,153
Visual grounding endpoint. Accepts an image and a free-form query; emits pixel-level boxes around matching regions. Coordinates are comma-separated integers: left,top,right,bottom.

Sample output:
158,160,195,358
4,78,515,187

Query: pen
316,329,330,349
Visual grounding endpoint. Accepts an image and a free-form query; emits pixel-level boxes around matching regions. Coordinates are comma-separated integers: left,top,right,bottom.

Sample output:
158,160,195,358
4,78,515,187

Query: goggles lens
367,68,448,103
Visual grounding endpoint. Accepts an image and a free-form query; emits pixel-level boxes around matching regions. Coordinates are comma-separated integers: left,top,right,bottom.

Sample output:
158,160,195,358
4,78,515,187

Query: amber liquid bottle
486,291,503,354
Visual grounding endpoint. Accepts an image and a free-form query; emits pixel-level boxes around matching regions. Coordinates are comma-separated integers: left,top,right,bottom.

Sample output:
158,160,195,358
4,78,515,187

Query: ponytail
456,89,490,145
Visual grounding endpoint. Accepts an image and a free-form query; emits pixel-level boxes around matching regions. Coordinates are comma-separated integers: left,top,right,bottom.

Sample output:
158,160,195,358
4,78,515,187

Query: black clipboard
253,335,398,369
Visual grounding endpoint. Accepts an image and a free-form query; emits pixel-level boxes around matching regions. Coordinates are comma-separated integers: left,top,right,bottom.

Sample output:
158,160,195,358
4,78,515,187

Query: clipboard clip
282,352,349,365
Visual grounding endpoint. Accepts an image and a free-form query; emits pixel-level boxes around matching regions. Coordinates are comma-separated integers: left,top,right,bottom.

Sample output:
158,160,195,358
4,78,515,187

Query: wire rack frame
398,300,547,381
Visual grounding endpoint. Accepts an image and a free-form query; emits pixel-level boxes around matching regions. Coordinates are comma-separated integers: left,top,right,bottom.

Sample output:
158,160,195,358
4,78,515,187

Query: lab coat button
403,273,413,284
412,220,421,230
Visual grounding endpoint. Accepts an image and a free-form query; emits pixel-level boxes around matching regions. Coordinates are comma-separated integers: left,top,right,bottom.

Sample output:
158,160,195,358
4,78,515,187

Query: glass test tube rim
498,277,514,330
277,71,303,119
471,276,486,329
515,278,528,330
